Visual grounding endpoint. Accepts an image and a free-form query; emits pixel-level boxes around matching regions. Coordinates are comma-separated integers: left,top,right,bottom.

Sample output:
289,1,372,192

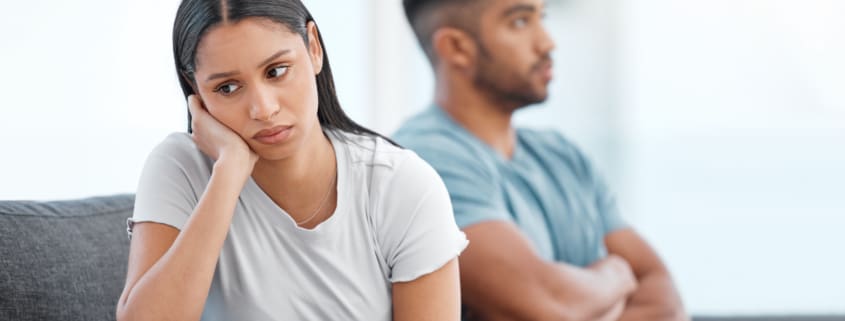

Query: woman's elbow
115,303,131,321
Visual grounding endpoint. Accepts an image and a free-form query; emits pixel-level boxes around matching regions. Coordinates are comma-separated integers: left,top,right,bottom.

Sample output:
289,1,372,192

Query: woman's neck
251,126,337,224
254,132,333,184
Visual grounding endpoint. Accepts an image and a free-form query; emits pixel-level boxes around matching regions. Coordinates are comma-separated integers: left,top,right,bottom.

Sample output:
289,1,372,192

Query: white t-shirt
130,129,468,321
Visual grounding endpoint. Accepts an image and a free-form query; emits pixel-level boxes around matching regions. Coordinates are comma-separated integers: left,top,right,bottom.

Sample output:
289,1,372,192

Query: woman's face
192,17,324,161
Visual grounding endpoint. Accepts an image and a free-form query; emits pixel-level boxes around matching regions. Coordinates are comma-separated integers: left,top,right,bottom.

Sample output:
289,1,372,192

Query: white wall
617,0,845,314
0,1,184,200
1,0,843,315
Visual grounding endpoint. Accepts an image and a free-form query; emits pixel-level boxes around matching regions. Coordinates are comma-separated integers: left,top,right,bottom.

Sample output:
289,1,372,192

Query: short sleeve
131,133,209,232
592,167,626,235
373,152,469,283
397,135,511,229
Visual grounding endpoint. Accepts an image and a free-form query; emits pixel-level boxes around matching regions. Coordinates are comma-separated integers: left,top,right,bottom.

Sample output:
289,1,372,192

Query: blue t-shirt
393,106,627,266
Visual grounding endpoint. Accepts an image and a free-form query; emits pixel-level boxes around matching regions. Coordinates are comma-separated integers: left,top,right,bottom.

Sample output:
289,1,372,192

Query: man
393,0,688,320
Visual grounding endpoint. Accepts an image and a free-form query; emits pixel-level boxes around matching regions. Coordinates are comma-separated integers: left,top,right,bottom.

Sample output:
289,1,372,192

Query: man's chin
533,84,551,102
525,90,550,106
536,91,550,103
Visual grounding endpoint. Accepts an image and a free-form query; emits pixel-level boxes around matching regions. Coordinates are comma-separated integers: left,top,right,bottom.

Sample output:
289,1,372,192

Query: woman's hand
188,95,259,174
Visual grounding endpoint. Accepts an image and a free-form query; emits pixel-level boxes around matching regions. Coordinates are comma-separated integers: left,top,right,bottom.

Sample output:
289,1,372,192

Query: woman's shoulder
330,129,413,171
331,129,441,197
144,132,214,177
149,132,203,157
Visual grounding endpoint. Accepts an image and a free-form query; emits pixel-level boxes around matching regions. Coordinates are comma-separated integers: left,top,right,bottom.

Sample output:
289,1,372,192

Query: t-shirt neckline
243,129,348,236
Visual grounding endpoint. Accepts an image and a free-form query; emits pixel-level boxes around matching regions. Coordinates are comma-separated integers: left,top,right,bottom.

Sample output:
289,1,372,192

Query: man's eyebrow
501,3,538,18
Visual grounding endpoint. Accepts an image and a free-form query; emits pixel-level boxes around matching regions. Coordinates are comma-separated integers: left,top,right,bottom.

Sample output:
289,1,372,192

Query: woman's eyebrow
257,49,292,68
205,49,292,83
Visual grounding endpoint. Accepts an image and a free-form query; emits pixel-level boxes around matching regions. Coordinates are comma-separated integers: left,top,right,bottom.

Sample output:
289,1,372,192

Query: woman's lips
253,125,293,144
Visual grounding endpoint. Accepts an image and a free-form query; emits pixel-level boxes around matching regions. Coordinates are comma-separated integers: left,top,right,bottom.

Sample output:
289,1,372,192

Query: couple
116,0,686,320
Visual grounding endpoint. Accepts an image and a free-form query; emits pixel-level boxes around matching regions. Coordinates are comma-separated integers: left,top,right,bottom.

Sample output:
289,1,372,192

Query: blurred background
1,0,843,316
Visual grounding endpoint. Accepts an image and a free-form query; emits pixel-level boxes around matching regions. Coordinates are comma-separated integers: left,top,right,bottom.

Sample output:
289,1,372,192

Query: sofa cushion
0,194,134,321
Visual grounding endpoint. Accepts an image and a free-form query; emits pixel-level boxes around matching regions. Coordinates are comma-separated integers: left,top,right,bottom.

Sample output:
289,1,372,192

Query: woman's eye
214,83,240,95
267,66,289,78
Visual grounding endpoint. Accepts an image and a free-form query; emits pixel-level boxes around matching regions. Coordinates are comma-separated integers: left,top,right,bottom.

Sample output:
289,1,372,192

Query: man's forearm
595,300,626,321
618,270,687,321
604,228,687,321
546,255,637,320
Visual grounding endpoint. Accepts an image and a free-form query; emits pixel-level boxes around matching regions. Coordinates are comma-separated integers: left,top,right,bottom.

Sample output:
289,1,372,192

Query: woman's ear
431,27,478,71
306,21,324,75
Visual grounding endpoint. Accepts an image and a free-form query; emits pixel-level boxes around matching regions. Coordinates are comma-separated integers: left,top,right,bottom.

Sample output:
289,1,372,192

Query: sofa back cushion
0,194,134,321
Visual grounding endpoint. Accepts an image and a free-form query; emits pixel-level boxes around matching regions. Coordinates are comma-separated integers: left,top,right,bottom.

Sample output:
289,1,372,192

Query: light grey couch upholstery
0,194,133,321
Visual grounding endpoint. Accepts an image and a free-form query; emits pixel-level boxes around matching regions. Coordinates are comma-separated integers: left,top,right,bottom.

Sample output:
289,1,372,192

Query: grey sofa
0,194,133,321
1,194,842,321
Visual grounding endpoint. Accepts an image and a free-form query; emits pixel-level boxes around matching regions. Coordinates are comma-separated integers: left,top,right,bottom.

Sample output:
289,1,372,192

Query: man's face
473,0,555,110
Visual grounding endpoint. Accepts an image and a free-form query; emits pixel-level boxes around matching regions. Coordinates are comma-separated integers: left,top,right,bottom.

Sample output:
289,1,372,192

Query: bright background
1,0,843,316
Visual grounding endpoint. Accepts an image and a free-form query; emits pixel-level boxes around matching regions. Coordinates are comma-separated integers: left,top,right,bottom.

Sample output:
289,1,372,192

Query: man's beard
472,48,551,112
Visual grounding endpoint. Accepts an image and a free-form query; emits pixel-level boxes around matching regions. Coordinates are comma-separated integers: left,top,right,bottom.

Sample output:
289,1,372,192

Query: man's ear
306,21,324,75
431,27,478,71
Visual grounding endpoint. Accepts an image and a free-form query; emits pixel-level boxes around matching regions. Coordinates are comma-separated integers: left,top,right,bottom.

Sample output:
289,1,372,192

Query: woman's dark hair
173,0,396,145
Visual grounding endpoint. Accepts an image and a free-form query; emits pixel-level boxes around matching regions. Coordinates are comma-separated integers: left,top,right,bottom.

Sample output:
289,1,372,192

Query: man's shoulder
518,127,588,161
518,127,572,148
393,107,449,141
393,108,482,160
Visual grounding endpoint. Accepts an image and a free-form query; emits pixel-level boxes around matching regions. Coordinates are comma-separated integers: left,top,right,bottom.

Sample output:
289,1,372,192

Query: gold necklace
295,170,337,226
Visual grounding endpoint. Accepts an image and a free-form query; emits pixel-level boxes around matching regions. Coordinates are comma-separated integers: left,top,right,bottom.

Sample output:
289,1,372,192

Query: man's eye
514,17,528,28
214,83,240,95
267,66,289,78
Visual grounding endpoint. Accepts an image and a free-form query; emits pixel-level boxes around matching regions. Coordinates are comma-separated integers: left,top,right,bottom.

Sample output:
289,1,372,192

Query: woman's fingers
188,95,205,132
187,95,220,160
185,95,258,170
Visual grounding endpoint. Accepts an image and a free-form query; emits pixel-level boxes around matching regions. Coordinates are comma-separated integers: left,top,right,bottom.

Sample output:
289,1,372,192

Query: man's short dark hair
402,0,486,64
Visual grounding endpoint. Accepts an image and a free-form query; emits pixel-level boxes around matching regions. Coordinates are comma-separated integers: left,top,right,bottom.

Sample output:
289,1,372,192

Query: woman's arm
392,258,462,321
116,96,258,321
116,161,250,321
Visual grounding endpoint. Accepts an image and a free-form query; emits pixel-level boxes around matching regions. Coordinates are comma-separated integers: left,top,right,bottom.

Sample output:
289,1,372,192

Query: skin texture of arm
460,221,637,321
393,258,463,321
116,97,258,321
116,159,253,321
605,228,688,321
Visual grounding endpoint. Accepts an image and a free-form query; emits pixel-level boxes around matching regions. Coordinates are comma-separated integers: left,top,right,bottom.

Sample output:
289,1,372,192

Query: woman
115,0,467,320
